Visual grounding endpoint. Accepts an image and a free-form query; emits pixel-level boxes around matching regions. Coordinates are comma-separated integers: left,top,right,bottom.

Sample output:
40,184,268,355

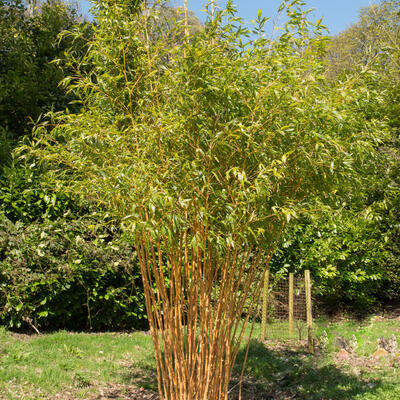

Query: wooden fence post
289,273,294,335
260,267,270,341
305,270,313,353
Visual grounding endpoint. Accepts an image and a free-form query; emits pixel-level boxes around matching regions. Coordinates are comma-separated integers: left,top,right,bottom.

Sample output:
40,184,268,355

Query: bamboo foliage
28,1,387,399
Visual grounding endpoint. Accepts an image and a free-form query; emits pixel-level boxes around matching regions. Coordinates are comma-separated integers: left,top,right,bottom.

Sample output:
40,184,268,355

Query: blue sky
78,0,378,35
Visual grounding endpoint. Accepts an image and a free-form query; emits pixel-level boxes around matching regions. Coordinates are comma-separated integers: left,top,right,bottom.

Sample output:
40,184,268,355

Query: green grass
240,316,400,399
0,327,155,399
255,316,400,355
314,316,400,356
0,317,400,399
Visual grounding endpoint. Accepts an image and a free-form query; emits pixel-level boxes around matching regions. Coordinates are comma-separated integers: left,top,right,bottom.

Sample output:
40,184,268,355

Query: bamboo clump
27,1,374,398
136,218,274,400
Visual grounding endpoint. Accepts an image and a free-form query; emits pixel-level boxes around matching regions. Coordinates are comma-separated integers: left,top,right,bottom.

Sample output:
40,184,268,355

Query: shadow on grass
232,340,380,400
121,362,158,392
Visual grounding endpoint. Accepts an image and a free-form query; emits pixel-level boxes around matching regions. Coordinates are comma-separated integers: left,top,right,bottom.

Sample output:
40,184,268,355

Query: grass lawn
1,316,400,399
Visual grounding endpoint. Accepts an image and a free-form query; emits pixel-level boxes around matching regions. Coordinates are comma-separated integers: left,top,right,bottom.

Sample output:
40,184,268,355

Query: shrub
0,161,86,223
0,214,146,331
271,209,389,312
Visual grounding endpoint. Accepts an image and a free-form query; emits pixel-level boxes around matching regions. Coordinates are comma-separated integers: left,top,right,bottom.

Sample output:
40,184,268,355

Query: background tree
327,1,400,78
271,0,400,312
0,0,90,156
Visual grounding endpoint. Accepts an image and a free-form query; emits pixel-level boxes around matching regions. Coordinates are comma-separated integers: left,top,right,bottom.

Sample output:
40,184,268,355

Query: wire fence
260,270,313,351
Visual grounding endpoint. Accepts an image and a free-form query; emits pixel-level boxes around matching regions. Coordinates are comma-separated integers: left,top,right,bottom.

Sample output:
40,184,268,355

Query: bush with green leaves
0,159,146,331
0,213,146,331
0,160,87,223
271,206,390,311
